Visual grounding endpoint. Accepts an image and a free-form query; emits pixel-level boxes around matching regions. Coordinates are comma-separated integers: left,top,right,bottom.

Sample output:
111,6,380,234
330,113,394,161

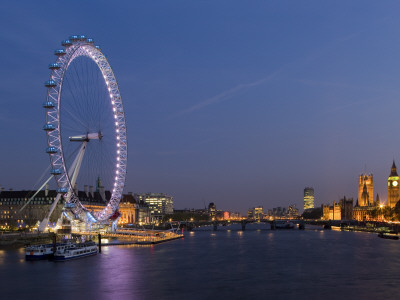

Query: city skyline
2,2,400,214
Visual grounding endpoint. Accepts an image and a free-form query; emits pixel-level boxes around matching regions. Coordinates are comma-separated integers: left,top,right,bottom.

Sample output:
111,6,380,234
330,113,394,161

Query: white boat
25,241,74,260
53,241,98,261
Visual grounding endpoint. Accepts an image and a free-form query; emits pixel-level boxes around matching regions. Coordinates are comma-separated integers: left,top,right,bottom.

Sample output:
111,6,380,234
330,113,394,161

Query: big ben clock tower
388,161,400,208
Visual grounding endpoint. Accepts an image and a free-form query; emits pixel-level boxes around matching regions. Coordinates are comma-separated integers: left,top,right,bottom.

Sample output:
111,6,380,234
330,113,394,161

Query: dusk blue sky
1,1,400,214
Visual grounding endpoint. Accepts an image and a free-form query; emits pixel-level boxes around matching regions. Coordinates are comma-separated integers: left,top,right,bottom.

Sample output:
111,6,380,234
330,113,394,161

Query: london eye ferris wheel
42,35,127,226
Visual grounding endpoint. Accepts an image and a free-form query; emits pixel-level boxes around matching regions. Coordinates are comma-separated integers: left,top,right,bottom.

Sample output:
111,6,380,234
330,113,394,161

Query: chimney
89,186,94,198
99,186,106,202
84,185,89,197
45,184,49,197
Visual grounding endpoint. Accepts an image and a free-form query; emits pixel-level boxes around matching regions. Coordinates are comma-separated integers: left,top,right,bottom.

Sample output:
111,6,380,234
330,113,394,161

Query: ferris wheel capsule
45,147,58,154
56,187,69,194
54,49,66,56
69,35,79,42
50,169,62,175
48,63,61,70
61,40,72,47
43,124,56,131
43,101,55,108
44,80,57,87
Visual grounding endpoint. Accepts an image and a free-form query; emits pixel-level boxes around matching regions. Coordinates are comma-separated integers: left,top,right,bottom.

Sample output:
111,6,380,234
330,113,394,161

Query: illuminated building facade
0,187,108,229
388,161,400,208
118,194,137,225
358,174,373,206
119,193,151,225
248,207,263,220
0,186,155,228
266,207,287,219
135,193,173,222
254,207,263,220
303,187,314,210
360,183,370,207
287,204,299,218
322,197,353,221
322,203,341,220
353,206,376,221
208,202,216,220
0,189,62,229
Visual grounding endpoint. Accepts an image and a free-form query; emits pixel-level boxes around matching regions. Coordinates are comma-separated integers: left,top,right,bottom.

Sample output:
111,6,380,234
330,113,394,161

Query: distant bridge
178,219,306,231
169,219,400,233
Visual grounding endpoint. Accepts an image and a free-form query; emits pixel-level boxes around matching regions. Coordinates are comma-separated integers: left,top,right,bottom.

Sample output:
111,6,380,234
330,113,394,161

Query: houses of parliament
359,160,400,209
323,161,400,221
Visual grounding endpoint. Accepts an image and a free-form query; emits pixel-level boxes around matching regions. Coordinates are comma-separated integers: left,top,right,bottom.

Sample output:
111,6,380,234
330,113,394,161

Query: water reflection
1,230,400,299
0,249,5,264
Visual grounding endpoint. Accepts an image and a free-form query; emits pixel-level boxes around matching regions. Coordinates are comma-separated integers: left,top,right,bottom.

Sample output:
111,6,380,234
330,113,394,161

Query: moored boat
378,232,399,240
275,221,295,229
25,241,74,260
25,244,54,260
53,241,98,261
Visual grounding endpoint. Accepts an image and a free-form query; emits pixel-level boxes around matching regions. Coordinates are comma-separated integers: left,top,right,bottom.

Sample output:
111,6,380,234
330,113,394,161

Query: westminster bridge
176,219,306,231
173,219,400,233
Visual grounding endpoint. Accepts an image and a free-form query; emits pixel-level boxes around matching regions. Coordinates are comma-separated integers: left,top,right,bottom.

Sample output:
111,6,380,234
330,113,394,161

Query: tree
302,208,322,219
393,201,400,221
383,207,395,221
369,207,379,220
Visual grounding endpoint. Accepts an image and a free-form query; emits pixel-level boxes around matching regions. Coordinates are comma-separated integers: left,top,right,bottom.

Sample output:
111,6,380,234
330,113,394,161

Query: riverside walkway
78,229,184,245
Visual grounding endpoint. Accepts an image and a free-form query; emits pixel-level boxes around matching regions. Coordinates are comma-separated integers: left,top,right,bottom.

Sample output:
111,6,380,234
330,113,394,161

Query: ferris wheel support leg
18,174,54,213
70,142,87,190
64,142,87,204
38,193,62,232
38,142,87,232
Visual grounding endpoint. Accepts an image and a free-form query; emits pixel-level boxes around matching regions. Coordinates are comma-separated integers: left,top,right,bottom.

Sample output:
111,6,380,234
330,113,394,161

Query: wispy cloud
296,78,375,92
169,69,283,118
323,100,368,115
169,30,362,119
295,78,400,115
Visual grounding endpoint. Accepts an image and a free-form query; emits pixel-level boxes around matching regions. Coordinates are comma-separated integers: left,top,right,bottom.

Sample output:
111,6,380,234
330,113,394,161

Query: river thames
1,225,400,300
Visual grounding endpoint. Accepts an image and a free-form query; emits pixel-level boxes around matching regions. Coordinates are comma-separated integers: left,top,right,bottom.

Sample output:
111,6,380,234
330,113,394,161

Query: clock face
393,181,398,187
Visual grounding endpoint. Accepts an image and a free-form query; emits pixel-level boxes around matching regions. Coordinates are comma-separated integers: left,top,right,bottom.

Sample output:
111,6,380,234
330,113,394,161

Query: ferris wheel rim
43,35,127,223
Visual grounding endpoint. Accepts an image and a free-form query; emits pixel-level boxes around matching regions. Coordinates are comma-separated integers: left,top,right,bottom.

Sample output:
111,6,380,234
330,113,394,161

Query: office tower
304,187,314,210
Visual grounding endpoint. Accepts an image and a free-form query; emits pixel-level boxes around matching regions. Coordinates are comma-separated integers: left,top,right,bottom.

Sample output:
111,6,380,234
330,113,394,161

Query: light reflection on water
1,230,400,299
0,249,5,264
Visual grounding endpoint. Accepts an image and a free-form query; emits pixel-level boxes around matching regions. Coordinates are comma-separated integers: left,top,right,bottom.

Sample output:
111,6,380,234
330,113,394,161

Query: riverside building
118,193,151,225
134,193,173,222
322,197,354,221
208,202,216,220
248,207,263,220
0,185,107,229
303,187,314,210
358,173,373,206
0,185,152,229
